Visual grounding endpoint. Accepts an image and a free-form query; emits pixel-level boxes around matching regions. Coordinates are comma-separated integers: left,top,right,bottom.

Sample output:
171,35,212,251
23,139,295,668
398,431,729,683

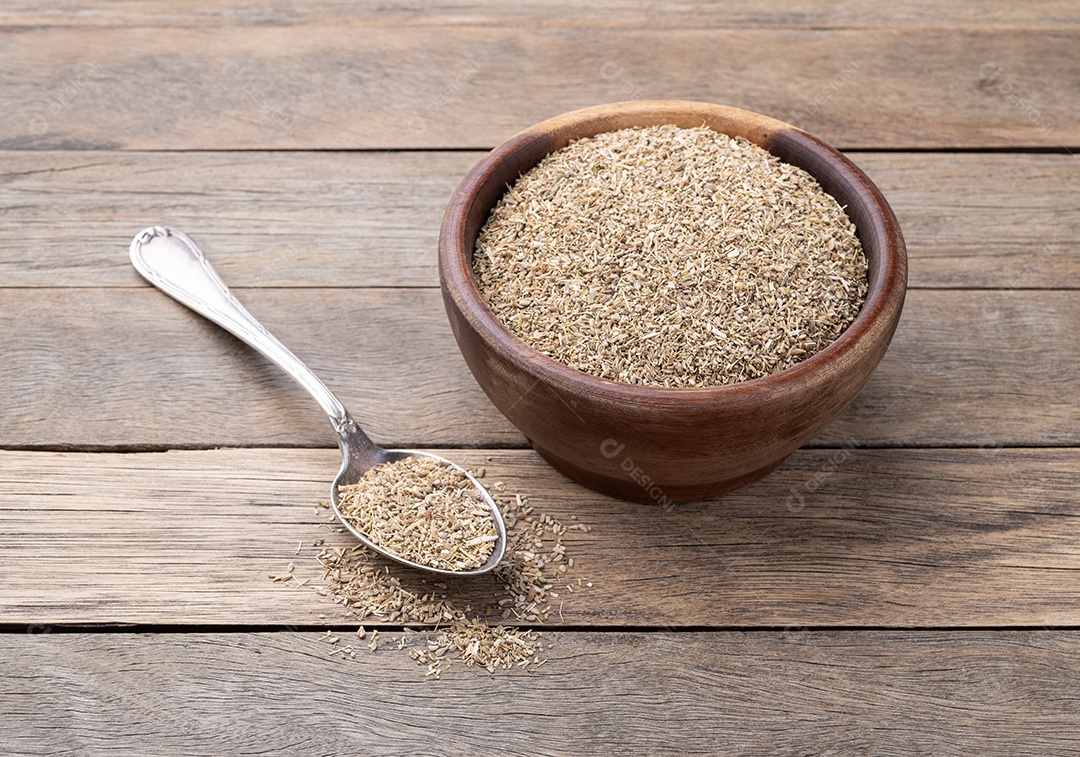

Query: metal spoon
129,225,507,576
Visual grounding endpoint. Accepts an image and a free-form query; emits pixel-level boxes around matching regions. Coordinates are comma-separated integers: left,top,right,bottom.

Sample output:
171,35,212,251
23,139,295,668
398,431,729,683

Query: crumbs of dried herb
278,476,585,677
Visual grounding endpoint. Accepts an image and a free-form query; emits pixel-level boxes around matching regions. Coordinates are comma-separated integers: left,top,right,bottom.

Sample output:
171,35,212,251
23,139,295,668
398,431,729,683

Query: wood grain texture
2,151,1077,290
3,447,1080,627
1,287,517,449
5,0,1078,28
2,26,1076,150
0,151,473,288
2,289,1078,449
3,631,1080,756
860,152,1080,289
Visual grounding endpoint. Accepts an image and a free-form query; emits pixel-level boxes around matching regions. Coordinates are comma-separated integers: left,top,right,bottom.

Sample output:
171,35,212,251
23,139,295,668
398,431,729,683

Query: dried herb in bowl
473,124,869,388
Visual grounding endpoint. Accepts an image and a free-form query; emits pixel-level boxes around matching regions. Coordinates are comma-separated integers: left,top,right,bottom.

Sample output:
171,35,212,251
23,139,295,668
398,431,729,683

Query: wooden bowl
439,101,906,503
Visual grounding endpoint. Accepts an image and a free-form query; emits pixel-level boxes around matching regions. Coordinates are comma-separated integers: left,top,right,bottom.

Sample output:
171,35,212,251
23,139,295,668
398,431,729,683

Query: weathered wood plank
1,26,1075,150
5,0,1078,28
3,630,1079,756
1,151,1076,289
860,152,1080,289
3,447,1080,627
0,150,468,289
1,287,517,449
2,289,1077,449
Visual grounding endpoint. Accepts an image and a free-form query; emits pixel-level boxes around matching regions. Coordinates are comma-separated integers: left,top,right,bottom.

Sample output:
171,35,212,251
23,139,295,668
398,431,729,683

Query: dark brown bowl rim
440,100,907,409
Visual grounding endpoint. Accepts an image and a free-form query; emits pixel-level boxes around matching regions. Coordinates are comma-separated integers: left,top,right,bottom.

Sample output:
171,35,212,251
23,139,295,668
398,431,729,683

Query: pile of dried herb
337,456,497,572
473,124,868,387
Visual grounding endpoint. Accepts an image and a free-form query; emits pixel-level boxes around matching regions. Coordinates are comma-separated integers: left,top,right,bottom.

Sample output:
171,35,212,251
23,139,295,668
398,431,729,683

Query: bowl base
530,442,789,504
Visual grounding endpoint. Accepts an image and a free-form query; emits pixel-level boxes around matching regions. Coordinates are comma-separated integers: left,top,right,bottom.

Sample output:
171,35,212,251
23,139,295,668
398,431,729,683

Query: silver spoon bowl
130,226,507,576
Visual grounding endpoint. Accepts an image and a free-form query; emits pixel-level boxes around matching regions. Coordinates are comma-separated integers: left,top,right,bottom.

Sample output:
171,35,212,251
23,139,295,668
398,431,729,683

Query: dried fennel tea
473,124,868,388
337,456,497,572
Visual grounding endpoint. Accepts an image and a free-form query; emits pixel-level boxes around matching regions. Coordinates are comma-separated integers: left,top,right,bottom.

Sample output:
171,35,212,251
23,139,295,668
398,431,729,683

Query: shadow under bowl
439,100,907,503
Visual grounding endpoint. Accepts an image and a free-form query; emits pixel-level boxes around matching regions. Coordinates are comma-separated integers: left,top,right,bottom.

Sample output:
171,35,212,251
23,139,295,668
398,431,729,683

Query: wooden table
3,2,1079,754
